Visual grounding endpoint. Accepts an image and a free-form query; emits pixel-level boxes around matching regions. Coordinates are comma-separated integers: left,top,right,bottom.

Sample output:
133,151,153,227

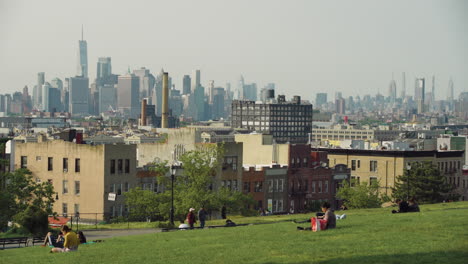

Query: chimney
141,98,147,126
161,72,169,128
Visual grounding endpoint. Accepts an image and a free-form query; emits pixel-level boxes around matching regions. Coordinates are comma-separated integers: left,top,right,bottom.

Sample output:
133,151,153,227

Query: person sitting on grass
178,220,189,229
392,199,409,214
225,219,236,227
50,225,79,253
407,197,420,212
296,202,336,230
42,231,64,248
77,231,87,244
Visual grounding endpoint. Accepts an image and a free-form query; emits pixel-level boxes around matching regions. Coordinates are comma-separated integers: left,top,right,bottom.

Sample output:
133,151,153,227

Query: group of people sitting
42,225,87,253
392,197,420,213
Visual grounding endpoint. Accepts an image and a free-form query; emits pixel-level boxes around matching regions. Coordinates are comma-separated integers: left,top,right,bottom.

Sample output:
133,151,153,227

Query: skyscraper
96,57,112,84
42,82,50,112
191,69,200,93
237,75,244,99
99,84,117,113
388,79,396,102
182,75,191,95
117,73,140,118
69,76,89,115
316,93,327,107
400,72,406,99
77,26,88,78
208,80,215,104
448,78,454,101
34,72,45,108
133,67,155,99
415,78,425,114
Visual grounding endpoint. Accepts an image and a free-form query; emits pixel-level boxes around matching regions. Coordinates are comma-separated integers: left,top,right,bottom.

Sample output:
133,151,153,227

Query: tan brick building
14,139,138,220
321,148,466,198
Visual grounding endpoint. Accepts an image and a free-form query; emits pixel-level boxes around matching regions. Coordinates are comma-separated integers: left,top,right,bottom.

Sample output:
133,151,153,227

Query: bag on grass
311,217,327,232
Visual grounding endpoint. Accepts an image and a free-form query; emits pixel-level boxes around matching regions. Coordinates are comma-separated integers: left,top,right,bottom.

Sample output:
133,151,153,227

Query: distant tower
448,78,454,101
400,72,406,98
35,72,45,107
388,74,397,102
161,72,169,128
96,57,112,83
191,70,200,93
431,75,435,101
208,80,215,104
182,75,191,95
77,25,88,77
237,75,245,100
42,82,51,112
415,78,425,114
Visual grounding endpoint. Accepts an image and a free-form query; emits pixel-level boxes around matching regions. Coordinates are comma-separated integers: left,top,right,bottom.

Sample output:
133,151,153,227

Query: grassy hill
1,202,467,264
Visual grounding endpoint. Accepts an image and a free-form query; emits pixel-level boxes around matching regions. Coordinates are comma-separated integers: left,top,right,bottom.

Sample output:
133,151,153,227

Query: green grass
1,202,468,264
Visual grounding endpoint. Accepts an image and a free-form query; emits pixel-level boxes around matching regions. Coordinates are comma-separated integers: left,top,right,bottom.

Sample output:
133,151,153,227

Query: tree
0,168,55,234
124,187,167,221
392,162,457,203
336,180,383,209
174,144,223,218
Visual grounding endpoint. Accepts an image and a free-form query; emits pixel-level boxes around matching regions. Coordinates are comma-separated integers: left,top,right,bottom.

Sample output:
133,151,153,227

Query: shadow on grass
314,250,468,264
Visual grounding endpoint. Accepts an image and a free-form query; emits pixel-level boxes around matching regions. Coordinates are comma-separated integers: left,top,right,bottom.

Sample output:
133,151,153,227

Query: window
118,159,123,174
243,182,250,193
75,159,80,173
74,204,80,216
36,156,41,161
370,160,378,172
357,160,361,168
268,180,273,193
351,160,356,171
75,181,80,195
48,157,53,171
255,181,263,192
63,180,68,194
370,177,378,186
62,203,68,216
312,181,316,193
278,199,283,212
305,180,309,192
124,182,130,192
110,184,115,193
117,183,122,195
279,179,284,192
63,158,68,172
110,160,116,174
125,159,130,173
318,181,322,193
324,181,328,193
232,180,238,191
21,156,27,168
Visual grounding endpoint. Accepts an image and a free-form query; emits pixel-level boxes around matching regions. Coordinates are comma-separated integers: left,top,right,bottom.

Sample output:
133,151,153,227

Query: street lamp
170,164,177,226
406,163,411,200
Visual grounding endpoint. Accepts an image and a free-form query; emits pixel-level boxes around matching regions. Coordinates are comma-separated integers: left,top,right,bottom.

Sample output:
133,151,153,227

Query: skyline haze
1,0,467,101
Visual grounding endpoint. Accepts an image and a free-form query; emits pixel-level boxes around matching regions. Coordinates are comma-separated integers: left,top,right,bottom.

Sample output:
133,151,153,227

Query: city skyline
1,0,467,100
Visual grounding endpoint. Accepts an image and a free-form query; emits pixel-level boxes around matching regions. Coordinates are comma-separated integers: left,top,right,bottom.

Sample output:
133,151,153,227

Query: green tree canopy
392,162,457,203
336,180,383,209
0,168,55,234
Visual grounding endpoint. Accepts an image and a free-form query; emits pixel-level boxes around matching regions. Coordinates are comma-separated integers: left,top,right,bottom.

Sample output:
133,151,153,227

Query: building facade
231,96,313,144
13,140,138,220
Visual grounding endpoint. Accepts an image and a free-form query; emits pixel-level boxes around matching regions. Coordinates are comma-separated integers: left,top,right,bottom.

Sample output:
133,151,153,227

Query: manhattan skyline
1,0,467,100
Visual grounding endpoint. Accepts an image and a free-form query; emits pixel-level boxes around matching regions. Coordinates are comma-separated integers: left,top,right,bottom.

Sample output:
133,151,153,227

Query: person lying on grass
295,201,336,230
50,225,79,253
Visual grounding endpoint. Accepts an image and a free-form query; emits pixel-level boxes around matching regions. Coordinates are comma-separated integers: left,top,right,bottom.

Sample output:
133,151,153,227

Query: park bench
29,237,44,246
0,237,28,249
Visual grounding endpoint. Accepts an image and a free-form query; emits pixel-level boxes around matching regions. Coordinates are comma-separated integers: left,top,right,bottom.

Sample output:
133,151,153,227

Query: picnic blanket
48,216,70,228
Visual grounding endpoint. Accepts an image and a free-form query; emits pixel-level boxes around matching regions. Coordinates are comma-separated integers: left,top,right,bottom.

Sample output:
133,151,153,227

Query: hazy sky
1,0,467,101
